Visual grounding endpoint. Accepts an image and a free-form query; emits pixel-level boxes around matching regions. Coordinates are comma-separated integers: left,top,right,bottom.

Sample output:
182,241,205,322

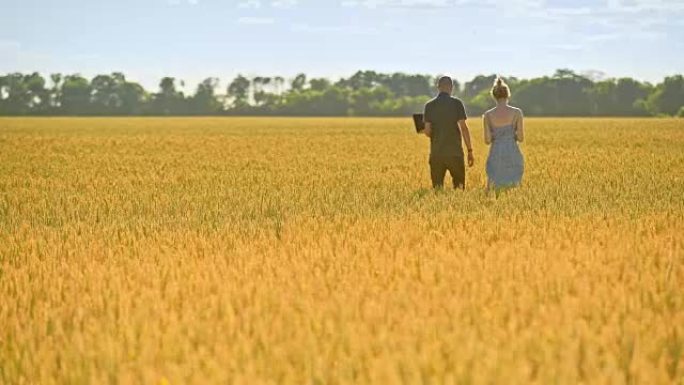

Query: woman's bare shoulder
483,107,496,117
508,105,524,115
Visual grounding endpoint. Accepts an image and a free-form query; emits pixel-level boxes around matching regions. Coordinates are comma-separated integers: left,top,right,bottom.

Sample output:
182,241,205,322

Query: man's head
437,75,453,95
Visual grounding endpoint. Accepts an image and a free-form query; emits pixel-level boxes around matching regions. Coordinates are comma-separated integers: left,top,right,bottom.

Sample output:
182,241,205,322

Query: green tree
0,75,6,105
589,78,651,116
90,73,124,114
25,73,49,113
350,86,393,116
511,70,593,116
291,73,307,92
0,74,26,114
49,73,63,112
343,70,389,90
151,77,186,115
467,89,495,116
645,75,684,116
252,77,273,106
614,78,651,115
463,74,497,100
309,78,331,92
0,73,46,115
376,73,433,98
60,74,91,114
227,75,251,110
89,73,146,115
0,69,682,117
281,87,350,116
191,78,221,114
118,81,146,115
273,76,285,95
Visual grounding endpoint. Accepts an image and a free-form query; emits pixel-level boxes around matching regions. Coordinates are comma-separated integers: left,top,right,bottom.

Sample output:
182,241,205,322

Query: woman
483,77,525,189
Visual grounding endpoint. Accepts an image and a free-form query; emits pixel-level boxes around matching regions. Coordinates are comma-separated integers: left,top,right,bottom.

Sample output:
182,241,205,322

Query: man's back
424,93,467,157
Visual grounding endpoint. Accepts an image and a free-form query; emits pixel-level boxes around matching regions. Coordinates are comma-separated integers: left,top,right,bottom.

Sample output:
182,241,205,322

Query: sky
1,0,683,91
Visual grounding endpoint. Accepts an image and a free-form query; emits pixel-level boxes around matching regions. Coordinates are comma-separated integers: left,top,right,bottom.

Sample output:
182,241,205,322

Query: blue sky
1,0,683,91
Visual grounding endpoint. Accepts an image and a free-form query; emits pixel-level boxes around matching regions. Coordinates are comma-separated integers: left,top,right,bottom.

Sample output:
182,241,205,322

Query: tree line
1,70,683,117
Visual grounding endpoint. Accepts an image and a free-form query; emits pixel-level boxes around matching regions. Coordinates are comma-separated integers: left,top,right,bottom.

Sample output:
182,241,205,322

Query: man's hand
467,150,475,167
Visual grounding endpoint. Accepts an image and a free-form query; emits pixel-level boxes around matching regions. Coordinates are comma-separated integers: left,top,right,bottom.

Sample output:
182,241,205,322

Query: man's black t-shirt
423,92,468,157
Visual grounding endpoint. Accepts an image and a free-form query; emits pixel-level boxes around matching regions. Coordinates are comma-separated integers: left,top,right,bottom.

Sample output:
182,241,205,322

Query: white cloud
290,23,379,34
607,0,684,13
238,0,262,9
272,0,298,8
631,31,668,40
237,16,275,25
0,40,21,51
476,45,517,54
514,0,681,48
549,44,583,51
168,0,199,5
0,40,22,70
341,0,684,18
546,6,593,16
585,33,620,42
341,0,547,10
341,0,452,9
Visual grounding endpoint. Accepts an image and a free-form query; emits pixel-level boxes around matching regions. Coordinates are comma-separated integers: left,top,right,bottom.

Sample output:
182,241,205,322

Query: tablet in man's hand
412,113,425,133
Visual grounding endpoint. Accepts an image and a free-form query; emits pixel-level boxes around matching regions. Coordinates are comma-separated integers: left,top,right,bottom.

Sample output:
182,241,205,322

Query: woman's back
483,105,524,188
485,106,522,144
486,105,519,129
483,77,525,189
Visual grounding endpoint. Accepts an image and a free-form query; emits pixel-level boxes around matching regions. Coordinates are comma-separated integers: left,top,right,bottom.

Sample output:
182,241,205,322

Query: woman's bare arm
483,113,492,145
515,109,524,143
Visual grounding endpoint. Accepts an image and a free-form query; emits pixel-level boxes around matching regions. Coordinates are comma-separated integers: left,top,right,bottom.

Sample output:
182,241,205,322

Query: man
423,75,474,189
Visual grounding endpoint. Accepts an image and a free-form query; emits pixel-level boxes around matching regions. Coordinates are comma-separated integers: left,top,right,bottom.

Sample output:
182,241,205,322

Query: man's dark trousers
430,154,465,189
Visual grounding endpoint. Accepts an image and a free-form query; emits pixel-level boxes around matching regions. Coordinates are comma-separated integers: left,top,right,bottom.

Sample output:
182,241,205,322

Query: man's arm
458,119,475,167
423,122,432,137
422,103,433,137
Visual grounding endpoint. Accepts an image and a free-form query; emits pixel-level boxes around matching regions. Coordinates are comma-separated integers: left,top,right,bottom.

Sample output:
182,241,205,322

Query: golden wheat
0,117,683,385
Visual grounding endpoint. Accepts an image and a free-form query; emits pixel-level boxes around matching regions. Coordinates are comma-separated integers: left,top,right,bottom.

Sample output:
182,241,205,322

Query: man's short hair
437,76,453,89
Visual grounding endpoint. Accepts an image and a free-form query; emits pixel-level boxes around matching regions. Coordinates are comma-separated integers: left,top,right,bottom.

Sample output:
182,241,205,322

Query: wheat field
0,117,683,385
